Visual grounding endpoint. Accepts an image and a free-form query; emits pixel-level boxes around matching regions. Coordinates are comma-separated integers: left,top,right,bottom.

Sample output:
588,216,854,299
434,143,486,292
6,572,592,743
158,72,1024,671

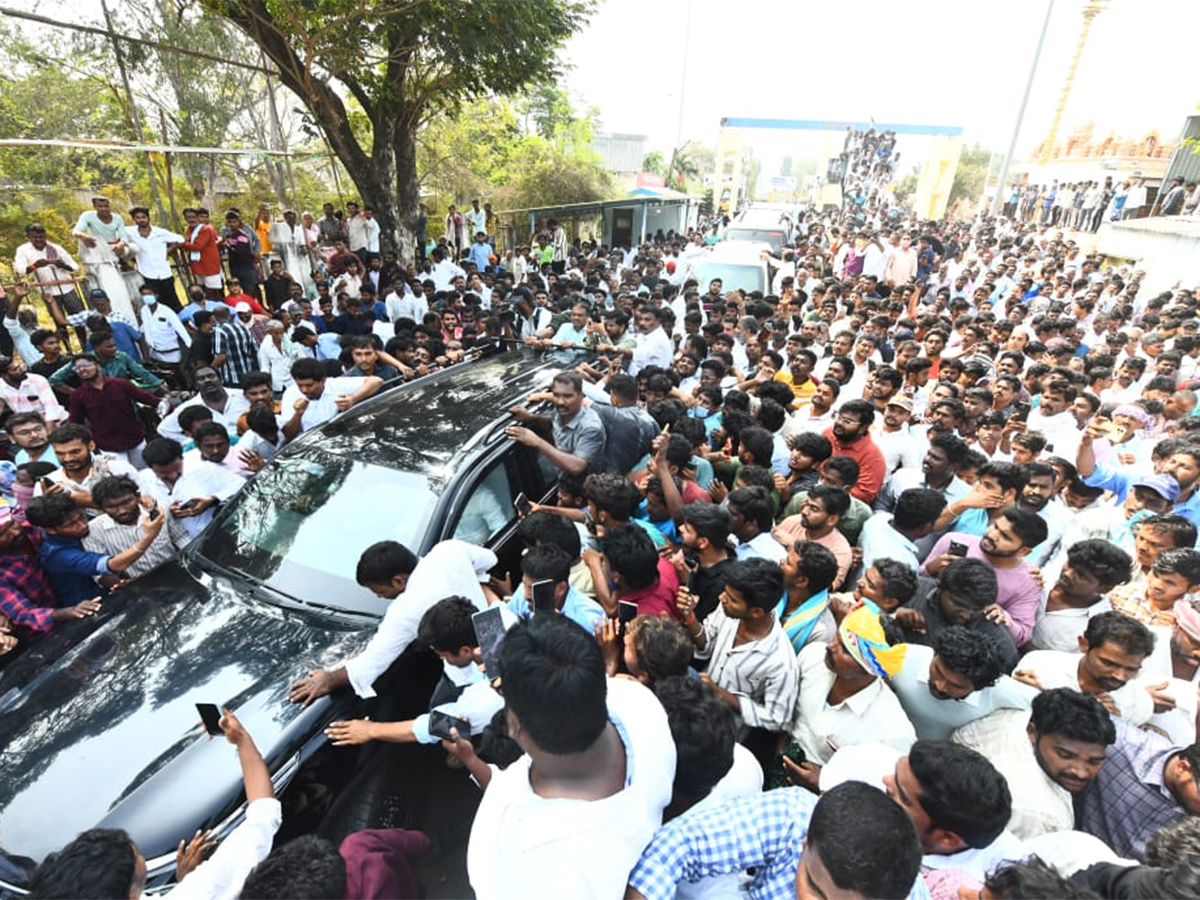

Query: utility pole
99,0,169,224
992,0,1055,216
1039,1,1108,167
665,0,692,188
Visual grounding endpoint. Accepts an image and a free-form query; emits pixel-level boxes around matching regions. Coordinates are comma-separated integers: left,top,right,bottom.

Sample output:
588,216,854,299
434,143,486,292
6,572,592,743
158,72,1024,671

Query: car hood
0,559,372,879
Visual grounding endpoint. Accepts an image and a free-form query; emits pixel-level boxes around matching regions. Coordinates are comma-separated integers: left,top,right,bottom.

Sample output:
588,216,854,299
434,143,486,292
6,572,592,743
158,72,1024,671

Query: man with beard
24,490,165,605
824,399,886,504
922,508,1047,647
952,688,1114,839
65,355,165,468
781,605,915,792
1016,461,1072,567
888,626,1033,741
83,475,189,577
0,505,100,635
782,378,838,439
874,431,970,514
157,366,250,445
1016,611,1155,725
0,352,67,425
13,223,82,347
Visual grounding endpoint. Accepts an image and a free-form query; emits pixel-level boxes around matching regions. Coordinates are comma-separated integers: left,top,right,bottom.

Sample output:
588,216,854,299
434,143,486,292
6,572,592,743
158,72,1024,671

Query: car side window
451,460,515,546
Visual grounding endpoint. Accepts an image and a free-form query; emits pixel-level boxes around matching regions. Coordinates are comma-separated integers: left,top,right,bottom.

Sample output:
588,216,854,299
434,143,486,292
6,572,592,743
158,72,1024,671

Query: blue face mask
140,293,156,306
691,406,712,419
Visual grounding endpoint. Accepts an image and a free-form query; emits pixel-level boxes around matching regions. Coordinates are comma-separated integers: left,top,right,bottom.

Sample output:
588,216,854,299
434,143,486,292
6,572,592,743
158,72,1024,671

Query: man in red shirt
824,399,887,504
604,524,681,620
223,279,267,316
182,207,223,301
66,355,163,468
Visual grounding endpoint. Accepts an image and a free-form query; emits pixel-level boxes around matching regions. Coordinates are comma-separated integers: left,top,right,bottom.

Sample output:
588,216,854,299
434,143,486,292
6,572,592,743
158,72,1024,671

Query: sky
5,0,1197,176
561,0,1200,172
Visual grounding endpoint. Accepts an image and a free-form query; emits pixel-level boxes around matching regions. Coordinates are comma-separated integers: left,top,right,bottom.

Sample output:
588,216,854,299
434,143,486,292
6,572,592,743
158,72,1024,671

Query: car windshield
691,261,766,295
724,227,786,252
196,448,437,614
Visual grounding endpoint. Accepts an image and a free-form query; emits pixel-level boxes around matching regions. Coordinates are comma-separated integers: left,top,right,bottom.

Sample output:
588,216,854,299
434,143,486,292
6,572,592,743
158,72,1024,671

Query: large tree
207,0,593,262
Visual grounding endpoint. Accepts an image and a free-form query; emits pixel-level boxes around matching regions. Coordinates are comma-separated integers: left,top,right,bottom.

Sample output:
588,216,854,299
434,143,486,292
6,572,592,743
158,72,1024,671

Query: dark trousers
142,276,182,312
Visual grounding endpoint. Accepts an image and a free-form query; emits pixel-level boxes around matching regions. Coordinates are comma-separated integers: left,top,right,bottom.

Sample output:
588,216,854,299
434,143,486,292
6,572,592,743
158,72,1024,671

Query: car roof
288,347,578,484
707,240,773,261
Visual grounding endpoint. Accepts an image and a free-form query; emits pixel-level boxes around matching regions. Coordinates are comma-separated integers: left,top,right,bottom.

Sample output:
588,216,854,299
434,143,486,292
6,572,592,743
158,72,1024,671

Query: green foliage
948,142,993,206
642,152,666,177
418,94,612,227
892,172,919,207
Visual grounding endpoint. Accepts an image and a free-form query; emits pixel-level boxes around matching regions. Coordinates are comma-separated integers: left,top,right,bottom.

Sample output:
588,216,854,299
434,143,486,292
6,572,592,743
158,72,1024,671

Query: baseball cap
88,289,108,300
1134,474,1180,504
234,301,251,313
886,396,914,412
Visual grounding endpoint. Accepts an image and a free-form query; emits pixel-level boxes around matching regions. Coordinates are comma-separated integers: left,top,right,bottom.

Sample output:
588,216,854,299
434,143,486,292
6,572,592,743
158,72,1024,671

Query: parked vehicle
0,348,579,893
686,241,774,295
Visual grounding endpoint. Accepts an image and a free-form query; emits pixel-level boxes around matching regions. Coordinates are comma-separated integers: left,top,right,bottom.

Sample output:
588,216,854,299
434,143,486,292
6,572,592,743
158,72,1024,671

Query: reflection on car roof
288,348,577,476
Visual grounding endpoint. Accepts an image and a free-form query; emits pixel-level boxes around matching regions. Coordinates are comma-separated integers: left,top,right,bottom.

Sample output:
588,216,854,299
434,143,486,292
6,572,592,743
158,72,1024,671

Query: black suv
0,348,580,892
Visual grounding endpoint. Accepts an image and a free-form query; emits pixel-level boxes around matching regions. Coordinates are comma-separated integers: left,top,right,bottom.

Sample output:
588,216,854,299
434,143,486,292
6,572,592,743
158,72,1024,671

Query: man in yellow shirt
776,349,818,406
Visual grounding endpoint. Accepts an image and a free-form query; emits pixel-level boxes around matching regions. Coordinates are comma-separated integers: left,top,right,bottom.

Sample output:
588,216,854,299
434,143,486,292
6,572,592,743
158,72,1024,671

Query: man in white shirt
344,201,369,259
289,539,494,705
30,708,280,900
280,357,382,440
13,223,82,335
629,306,674,377
138,436,245,540
157,367,250,444
1015,610,1156,725
136,284,191,365
129,206,185,310
952,688,1116,840
468,615,674,899
785,606,915,787
429,246,466,292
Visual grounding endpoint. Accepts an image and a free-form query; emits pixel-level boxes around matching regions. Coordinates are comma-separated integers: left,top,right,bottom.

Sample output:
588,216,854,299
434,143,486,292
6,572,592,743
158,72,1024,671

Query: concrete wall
912,135,964,221
1096,217,1200,294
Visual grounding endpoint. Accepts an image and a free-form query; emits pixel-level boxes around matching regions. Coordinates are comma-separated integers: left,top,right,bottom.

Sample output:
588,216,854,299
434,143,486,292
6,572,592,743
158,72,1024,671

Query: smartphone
514,491,532,517
682,550,700,592
196,703,223,736
531,578,557,613
148,504,161,522
41,476,55,493
1013,401,1031,423
472,606,507,680
948,540,969,557
179,498,200,511
428,710,471,742
618,600,639,624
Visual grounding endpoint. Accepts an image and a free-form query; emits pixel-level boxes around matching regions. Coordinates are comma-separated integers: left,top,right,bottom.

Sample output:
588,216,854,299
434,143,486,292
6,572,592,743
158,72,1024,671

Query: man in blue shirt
24,491,165,605
627,781,927,900
507,543,605,634
467,231,492,272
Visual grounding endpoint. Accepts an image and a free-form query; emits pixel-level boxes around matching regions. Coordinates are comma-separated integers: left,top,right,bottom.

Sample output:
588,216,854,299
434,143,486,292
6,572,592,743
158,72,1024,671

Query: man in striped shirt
82,475,189,578
682,557,798,735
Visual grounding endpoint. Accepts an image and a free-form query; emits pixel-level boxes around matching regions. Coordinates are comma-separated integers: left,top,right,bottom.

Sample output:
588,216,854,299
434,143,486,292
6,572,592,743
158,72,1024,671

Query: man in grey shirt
582,372,658,475
506,371,606,476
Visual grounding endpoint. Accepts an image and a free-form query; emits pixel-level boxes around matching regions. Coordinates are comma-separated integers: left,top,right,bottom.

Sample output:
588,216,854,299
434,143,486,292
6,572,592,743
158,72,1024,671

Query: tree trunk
392,124,420,264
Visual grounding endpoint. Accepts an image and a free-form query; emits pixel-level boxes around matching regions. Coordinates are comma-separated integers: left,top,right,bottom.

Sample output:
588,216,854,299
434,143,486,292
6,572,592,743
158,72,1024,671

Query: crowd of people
1005,177,1200,231
5,190,1200,899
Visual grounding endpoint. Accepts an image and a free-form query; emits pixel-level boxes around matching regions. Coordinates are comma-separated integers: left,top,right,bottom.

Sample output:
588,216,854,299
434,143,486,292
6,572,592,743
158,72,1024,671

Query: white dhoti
78,241,137,322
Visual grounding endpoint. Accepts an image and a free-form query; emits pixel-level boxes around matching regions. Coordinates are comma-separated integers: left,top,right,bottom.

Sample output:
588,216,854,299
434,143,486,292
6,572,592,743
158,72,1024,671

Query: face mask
691,406,712,419
141,294,156,306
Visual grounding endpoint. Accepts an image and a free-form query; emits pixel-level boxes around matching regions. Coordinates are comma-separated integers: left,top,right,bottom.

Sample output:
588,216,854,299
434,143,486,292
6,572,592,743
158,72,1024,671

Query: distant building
1014,121,1177,189
593,132,647,190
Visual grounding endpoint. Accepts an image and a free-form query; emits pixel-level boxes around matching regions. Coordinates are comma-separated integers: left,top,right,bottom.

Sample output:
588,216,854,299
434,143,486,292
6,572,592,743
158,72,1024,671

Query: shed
496,189,700,252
